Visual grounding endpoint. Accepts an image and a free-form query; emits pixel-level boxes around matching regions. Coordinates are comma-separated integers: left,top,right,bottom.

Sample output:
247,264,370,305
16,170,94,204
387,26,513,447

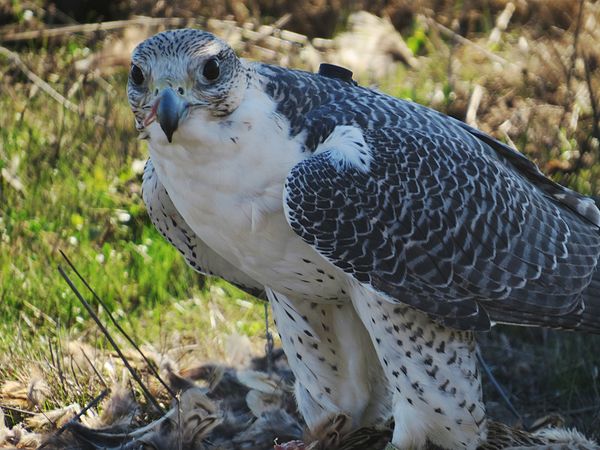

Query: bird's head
128,29,247,143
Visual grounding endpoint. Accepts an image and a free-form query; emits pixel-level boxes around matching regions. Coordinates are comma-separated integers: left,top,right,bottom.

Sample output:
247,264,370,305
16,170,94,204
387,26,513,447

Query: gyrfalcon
128,29,600,449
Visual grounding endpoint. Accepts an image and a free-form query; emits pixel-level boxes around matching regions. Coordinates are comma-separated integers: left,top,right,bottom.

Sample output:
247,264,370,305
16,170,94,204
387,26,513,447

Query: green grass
0,48,270,419
0,45,268,351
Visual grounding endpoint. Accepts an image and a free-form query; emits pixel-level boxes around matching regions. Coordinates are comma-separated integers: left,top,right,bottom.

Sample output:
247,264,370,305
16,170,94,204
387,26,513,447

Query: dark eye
130,64,144,85
203,58,220,81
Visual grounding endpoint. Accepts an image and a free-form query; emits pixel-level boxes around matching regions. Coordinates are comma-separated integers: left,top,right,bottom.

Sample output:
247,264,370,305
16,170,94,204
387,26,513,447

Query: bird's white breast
146,79,346,300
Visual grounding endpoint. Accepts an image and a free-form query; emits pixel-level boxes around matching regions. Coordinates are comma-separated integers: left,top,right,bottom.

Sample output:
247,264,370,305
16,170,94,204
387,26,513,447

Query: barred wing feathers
284,125,600,331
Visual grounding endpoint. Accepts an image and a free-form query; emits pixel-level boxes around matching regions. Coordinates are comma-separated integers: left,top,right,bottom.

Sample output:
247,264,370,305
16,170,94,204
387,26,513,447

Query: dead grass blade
0,16,199,42
0,45,105,125
50,389,108,438
424,16,516,68
57,264,164,415
59,250,177,401
584,55,600,142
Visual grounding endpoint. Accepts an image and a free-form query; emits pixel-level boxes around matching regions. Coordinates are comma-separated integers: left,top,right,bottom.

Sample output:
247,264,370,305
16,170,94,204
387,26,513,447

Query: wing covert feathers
284,126,600,332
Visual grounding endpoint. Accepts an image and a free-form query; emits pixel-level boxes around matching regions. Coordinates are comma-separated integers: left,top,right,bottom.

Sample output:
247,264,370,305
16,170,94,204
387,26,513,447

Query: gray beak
157,87,186,143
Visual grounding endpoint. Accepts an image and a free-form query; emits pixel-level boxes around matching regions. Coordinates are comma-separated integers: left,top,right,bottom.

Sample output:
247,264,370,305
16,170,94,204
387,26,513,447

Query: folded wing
284,125,600,331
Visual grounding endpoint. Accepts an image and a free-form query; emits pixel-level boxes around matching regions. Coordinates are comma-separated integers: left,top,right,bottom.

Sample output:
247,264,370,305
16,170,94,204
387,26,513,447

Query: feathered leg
349,281,487,450
267,289,391,431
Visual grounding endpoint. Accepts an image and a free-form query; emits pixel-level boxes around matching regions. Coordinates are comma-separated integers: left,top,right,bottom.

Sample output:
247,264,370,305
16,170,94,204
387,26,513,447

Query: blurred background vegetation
1,0,599,442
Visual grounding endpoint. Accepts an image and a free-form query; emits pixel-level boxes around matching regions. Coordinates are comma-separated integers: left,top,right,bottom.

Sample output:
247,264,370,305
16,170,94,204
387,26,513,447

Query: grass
0,44,261,313
1,0,600,443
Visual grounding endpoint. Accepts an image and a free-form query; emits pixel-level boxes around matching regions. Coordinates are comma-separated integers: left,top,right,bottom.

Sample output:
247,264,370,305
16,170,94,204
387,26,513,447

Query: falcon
128,29,600,449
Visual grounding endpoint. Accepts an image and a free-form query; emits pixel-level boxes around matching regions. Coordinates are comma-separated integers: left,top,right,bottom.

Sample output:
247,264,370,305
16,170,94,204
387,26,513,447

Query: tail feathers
576,274,600,332
486,271,600,334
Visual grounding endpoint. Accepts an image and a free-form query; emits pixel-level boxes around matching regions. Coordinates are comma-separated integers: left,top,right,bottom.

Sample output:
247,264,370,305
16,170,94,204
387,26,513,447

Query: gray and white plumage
129,29,600,449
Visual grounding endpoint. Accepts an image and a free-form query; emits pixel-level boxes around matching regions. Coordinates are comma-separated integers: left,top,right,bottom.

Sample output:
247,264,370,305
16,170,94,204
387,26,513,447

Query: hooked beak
146,87,188,143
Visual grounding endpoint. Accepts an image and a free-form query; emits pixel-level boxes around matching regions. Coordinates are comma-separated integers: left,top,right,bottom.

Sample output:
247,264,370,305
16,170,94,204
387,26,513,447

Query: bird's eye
130,64,145,85
203,58,220,81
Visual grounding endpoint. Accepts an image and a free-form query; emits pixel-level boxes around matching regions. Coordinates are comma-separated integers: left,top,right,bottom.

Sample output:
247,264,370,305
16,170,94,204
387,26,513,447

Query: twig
488,2,515,46
32,405,57,429
249,13,292,43
0,45,105,124
0,404,38,416
0,16,199,42
566,0,586,92
59,250,177,401
68,355,86,397
0,45,77,114
57,265,165,415
557,0,586,168
549,43,571,84
559,0,585,130
48,338,68,400
79,346,109,389
584,55,600,143
425,16,517,68
38,2,80,26
466,84,484,127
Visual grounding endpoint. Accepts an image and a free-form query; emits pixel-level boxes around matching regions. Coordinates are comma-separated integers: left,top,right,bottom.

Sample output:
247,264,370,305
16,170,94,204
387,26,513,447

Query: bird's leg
349,282,487,450
267,289,391,432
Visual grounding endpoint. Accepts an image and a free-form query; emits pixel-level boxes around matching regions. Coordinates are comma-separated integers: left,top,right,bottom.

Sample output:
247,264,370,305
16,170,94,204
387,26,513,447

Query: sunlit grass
0,45,269,357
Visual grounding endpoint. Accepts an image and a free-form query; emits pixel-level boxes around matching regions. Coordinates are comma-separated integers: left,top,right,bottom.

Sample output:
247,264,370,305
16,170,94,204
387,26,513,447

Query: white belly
189,200,345,301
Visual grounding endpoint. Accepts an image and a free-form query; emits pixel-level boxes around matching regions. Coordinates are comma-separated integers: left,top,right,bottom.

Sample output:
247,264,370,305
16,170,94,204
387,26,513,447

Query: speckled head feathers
131,29,230,68
128,28,247,131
